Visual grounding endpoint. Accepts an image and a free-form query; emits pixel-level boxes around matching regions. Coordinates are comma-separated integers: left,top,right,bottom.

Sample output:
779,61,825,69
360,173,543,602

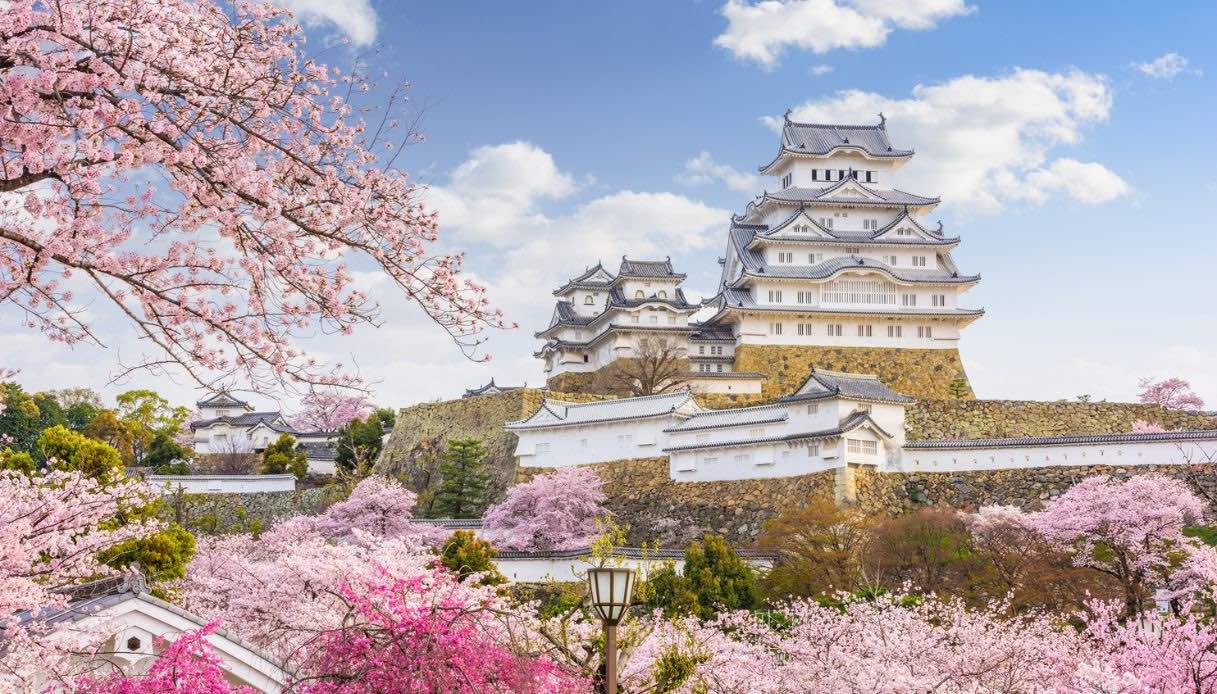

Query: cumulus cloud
774,68,1128,212
808,64,834,76
1133,52,1197,80
272,0,379,46
714,0,973,67
677,151,761,194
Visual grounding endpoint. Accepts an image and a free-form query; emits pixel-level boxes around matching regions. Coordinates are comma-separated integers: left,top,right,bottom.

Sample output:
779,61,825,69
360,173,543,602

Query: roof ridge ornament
783,108,792,123
878,112,886,128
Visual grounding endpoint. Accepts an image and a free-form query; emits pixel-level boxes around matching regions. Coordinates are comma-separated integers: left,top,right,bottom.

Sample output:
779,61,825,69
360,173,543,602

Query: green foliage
84,409,135,465
38,424,124,482
64,401,101,432
640,563,699,617
947,378,970,399
652,643,708,694
116,389,190,466
429,437,491,518
0,381,44,455
334,414,387,474
682,534,761,619
98,522,196,593
145,431,192,472
438,530,505,586
260,433,308,479
0,447,36,473
1185,526,1217,546
31,392,66,430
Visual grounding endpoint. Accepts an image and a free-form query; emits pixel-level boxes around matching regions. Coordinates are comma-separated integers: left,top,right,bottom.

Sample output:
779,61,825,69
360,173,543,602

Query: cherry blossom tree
483,467,608,551
297,577,583,693
71,622,254,694
1138,376,1206,411
292,475,448,545
1030,473,1213,618
0,0,507,393
291,391,373,432
0,469,160,688
1130,418,1168,433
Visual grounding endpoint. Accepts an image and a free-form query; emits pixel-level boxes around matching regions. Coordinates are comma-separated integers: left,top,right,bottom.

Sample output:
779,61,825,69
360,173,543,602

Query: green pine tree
260,433,308,480
430,437,491,519
683,534,761,619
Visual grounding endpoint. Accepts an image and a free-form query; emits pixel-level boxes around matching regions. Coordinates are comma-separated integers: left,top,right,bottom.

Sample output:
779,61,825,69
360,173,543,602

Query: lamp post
586,566,636,694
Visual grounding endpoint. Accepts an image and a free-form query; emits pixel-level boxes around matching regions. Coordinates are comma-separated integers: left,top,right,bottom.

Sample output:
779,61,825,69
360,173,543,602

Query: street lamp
586,566,636,694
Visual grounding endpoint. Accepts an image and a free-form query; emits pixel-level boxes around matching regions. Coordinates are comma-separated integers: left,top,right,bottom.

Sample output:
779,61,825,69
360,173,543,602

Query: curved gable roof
759,118,913,173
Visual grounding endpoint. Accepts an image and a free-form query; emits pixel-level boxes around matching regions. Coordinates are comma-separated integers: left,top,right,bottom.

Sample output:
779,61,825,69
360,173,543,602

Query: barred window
823,278,897,305
847,439,877,455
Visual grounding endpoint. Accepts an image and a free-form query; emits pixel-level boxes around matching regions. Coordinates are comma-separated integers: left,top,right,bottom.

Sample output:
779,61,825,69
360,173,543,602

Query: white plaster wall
686,377,763,394
513,415,680,468
735,313,960,348
147,474,296,494
892,438,1217,473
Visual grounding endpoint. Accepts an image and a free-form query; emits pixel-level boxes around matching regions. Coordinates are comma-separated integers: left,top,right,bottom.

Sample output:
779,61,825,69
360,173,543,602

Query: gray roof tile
617,257,685,279
506,390,700,429
663,411,890,452
905,429,1217,450
783,368,915,404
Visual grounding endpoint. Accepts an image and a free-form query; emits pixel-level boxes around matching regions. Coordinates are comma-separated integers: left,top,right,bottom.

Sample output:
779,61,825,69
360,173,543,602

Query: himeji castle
534,115,984,396
703,113,983,351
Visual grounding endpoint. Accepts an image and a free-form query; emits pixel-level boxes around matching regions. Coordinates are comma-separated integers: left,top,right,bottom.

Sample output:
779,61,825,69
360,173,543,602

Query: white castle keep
536,115,983,392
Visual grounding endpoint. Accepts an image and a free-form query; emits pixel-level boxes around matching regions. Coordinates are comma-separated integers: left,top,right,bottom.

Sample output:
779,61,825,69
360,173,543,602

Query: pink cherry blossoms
483,466,608,551
1138,376,1206,410
72,622,255,694
0,0,507,392
291,475,448,545
290,391,373,432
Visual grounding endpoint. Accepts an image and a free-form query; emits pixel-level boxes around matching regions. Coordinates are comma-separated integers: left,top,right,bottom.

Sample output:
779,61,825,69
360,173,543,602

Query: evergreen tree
682,534,761,619
431,437,491,519
145,431,192,474
438,530,505,586
260,433,308,480
0,382,44,455
334,414,387,475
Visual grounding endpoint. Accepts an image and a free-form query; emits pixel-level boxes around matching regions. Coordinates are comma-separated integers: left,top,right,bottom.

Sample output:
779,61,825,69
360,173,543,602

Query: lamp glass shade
586,567,635,625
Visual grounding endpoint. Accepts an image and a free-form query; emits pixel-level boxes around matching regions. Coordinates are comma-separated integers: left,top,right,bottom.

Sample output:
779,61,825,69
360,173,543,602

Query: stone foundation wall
853,463,1217,516
517,459,836,546
733,344,973,401
161,487,337,535
907,400,1216,440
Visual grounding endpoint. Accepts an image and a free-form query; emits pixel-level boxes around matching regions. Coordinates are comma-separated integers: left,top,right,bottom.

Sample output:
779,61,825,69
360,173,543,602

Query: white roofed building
701,114,983,351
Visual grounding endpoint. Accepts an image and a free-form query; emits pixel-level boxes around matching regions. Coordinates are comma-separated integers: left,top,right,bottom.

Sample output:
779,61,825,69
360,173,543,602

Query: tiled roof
414,518,485,529
783,368,915,405
299,441,338,462
608,286,696,310
689,325,735,341
553,262,615,295
905,429,1217,450
765,185,939,208
533,325,698,356
196,391,250,409
616,257,686,280
463,378,524,398
728,226,978,286
663,411,890,453
506,390,700,429
755,207,957,247
665,403,789,432
190,411,288,431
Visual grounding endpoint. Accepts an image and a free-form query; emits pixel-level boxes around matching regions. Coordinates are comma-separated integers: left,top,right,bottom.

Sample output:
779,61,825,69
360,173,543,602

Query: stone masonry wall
733,344,972,401
517,458,836,546
161,487,337,535
907,399,1216,440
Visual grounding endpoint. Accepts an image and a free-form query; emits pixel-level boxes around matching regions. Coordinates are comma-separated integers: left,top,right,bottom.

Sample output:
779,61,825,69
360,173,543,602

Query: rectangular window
901,294,917,307
616,434,633,444
912,256,928,267
782,173,792,188
918,326,934,339
579,438,588,448
884,255,897,266
865,171,874,183
769,322,783,335
716,364,723,373
767,290,783,303
819,217,833,229
847,438,878,455
806,403,819,414
807,442,820,456
703,456,718,465
845,246,861,254
857,324,873,337
811,169,819,182
932,294,946,307
536,442,551,453
648,315,658,324
808,253,821,264
887,325,902,338
734,453,751,464
777,252,793,263
838,169,846,180
827,324,843,336
631,315,639,323
797,323,814,335
698,345,705,354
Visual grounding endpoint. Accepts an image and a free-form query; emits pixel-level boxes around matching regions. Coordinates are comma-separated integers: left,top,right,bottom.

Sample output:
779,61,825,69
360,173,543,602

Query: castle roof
751,207,957,248
707,287,985,321
196,391,250,409
616,257,685,280
782,368,916,405
763,181,939,208
665,402,789,433
759,116,913,173
463,378,524,398
506,390,701,430
663,410,892,453
190,411,293,432
553,262,615,295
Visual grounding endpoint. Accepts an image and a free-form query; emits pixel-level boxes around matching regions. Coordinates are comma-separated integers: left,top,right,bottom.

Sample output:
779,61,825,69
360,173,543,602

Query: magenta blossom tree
292,475,448,545
72,622,254,694
298,576,583,693
291,391,373,432
1030,473,1213,617
0,0,507,392
483,467,608,551
1138,377,1206,411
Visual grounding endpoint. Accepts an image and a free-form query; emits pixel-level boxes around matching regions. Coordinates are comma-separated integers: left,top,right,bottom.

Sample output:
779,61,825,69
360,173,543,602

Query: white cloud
775,68,1128,212
808,64,834,76
272,0,379,46
1133,52,1197,80
714,0,973,67
677,151,761,193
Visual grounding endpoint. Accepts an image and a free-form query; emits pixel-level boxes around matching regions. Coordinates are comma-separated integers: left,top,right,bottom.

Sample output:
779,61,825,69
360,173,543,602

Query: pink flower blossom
1137,376,1206,411
483,467,608,551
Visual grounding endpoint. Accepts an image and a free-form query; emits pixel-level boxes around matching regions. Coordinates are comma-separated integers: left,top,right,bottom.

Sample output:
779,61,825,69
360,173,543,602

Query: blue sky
3,0,1215,411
